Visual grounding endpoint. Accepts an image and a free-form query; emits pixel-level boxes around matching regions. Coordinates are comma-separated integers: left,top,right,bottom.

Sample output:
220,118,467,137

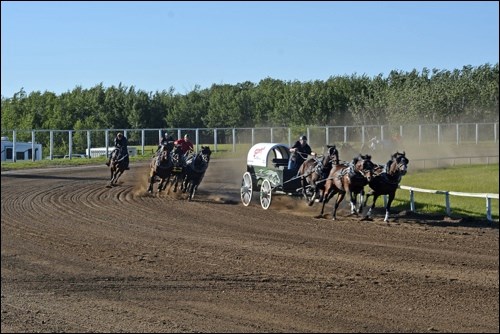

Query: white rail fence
399,185,499,222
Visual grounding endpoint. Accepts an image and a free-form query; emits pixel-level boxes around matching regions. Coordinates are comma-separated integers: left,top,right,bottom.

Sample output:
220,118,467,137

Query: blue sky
1,1,498,98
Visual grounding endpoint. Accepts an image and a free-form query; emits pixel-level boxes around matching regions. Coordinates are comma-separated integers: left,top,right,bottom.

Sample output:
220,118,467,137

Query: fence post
409,189,415,212
476,123,479,144
105,130,109,157
12,130,16,162
445,191,450,216
232,128,236,153
87,130,91,159
141,129,145,156
49,131,54,160
68,130,73,159
31,130,36,161
438,124,441,145
214,128,218,153
486,197,492,222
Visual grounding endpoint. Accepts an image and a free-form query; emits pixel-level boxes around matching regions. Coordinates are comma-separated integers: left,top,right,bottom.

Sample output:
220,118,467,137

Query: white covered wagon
240,143,304,209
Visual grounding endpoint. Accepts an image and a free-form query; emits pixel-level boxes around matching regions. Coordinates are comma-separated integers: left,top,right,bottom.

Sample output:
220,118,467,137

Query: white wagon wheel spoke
260,179,272,210
241,172,253,206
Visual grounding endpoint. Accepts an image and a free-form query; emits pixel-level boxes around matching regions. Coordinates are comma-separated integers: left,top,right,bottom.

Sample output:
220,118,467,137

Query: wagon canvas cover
246,143,290,167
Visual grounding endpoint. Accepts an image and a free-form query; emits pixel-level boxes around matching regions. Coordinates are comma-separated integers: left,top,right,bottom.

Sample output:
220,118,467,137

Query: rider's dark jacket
290,140,312,167
114,136,128,151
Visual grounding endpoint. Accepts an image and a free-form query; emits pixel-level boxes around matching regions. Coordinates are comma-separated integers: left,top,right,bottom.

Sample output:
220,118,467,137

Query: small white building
1,136,43,162
86,146,137,158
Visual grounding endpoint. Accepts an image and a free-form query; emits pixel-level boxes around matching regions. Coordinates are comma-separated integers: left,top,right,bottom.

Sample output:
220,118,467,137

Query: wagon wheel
241,172,253,206
260,179,272,210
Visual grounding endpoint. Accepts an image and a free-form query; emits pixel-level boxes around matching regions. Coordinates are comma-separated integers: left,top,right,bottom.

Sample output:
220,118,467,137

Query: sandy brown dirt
1,158,498,333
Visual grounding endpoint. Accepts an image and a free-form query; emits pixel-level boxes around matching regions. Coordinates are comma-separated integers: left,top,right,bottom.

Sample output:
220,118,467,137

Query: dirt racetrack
1,158,498,333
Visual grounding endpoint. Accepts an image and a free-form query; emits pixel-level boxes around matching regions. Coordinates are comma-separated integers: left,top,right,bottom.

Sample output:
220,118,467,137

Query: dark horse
108,147,129,187
317,154,375,220
298,145,340,206
147,145,173,194
181,146,212,201
167,145,187,194
363,151,409,222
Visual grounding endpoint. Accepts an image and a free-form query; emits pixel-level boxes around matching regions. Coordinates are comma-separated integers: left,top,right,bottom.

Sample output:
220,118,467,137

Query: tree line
1,63,498,131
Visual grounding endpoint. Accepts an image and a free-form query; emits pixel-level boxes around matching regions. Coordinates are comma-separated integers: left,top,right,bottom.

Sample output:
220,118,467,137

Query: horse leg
180,174,187,193
148,173,155,193
171,175,178,192
349,190,364,215
308,188,317,206
301,176,309,202
384,192,396,222
358,190,365,214
348,191,358,215
157,175,163,192
317,186,325,203
110,169,116,186
188,182,196,201
116,170,124,183
332,191,346,220
160,176,168,191
365,193,380,219
317,187,334,218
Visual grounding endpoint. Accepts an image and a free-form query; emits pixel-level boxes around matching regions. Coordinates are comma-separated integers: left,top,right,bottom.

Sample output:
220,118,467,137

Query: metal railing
1,122,498,162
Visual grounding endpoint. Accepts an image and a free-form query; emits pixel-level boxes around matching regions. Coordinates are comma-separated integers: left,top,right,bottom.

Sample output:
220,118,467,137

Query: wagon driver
288,135,314,172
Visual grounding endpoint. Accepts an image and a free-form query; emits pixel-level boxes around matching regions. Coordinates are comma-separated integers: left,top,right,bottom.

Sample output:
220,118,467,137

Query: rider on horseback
155,131,175,166
106,132,129,169
174,134,194,155
157,131,175,152
174,134,194,164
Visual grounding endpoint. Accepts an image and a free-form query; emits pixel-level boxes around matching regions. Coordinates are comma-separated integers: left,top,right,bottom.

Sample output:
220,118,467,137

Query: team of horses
147,144,212,201
297,145,409,222
106,142,212,202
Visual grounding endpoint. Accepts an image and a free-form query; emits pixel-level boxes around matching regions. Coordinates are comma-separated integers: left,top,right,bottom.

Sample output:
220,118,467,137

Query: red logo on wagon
253,147,265,158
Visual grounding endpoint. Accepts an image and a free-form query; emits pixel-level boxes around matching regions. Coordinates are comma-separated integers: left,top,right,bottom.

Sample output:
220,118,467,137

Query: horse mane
159,148,169,161
190,146,211,172
387,158,398,175
387,151,407,176
324,145,339,165
193,152,204,167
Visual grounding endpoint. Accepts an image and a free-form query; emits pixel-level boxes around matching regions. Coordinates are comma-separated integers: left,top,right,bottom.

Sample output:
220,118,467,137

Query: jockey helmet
117,132,123,139
299,135,307,141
